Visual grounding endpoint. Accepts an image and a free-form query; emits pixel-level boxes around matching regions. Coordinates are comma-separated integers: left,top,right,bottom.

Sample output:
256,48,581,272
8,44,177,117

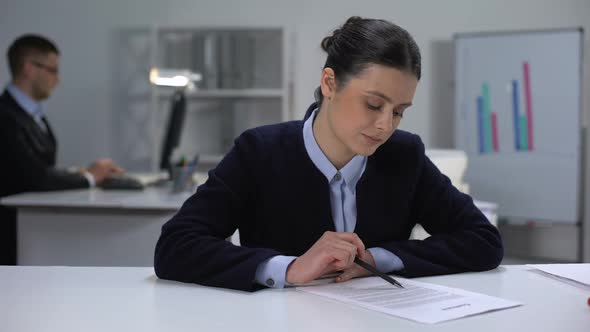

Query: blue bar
512,80,521,151
477,96,485,154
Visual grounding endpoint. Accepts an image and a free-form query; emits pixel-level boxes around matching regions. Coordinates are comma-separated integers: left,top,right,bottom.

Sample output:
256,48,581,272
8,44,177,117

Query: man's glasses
30,60,59,75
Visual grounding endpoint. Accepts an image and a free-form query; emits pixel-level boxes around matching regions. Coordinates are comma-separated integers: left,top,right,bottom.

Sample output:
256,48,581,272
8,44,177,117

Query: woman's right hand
286,231,365,284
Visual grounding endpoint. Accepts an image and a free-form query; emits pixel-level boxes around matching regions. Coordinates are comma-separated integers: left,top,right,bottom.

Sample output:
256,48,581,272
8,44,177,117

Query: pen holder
170,165,197,193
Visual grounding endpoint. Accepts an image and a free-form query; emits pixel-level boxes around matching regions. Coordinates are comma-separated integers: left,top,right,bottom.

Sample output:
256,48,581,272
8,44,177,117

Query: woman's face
321,64,418,159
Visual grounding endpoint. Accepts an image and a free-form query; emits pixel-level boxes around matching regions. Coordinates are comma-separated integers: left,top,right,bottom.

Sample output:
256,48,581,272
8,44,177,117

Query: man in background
0,34,124,264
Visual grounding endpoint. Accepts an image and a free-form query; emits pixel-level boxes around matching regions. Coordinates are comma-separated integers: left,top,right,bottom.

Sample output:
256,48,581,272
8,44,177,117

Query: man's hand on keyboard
85,159,125,185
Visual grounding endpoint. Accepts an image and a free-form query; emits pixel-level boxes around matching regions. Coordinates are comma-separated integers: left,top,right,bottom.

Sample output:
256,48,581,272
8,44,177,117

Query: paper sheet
297,276,521,324
527,264,590,288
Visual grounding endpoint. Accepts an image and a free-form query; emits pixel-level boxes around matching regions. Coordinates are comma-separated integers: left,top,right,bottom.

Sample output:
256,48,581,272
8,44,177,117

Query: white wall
1,0,588,163
1,0,589,260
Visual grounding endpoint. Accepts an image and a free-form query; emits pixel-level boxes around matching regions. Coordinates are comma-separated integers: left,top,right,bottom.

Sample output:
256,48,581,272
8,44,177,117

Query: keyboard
129,172,169,186
98,172,170,190
99,175,145,190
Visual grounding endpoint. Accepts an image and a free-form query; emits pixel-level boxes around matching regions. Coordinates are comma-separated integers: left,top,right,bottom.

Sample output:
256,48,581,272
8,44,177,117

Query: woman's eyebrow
364,90,412,107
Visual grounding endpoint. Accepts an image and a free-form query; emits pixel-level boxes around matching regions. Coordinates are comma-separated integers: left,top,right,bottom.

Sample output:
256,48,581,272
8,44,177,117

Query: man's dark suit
0,89,89,264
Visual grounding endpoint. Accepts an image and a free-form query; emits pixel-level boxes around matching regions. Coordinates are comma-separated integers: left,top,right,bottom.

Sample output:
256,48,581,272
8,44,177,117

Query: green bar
519,115,528,151
482,83,492,152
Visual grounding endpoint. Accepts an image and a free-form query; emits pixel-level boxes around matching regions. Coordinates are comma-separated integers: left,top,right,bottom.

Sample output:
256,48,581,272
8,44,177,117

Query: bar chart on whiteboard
454,29,583,224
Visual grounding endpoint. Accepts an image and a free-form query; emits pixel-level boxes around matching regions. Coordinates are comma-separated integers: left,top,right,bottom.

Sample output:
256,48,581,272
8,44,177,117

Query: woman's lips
362,134,383,145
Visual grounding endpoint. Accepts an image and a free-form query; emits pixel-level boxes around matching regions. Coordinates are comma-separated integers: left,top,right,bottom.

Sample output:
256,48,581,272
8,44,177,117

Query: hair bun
320,35,334,52
321,17,365,53
343,16,363,27
321,27,342,52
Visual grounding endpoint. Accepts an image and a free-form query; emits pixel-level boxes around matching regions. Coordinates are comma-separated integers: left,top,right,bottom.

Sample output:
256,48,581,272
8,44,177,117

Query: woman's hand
286,231,365,284
335,249,375,282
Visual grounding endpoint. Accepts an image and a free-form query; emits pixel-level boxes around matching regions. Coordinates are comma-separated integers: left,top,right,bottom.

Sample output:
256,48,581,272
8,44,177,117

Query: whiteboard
454,29,583,224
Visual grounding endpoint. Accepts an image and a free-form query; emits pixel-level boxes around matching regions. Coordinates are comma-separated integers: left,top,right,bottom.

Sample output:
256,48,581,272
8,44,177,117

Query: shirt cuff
82,171,96,188
367,247,405,273
254,255,297,288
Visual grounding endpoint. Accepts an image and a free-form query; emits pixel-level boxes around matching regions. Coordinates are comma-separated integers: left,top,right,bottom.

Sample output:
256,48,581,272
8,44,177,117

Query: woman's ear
320,67,336,101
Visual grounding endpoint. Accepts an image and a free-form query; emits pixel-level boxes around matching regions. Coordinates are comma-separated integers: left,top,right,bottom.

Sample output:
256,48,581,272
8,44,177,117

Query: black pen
354,257,404,288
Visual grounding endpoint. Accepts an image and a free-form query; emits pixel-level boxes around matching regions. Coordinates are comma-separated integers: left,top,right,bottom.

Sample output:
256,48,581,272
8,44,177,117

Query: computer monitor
159,90,187,171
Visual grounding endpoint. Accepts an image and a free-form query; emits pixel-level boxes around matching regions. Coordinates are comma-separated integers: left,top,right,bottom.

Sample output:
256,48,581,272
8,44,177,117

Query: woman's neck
312,105,354,170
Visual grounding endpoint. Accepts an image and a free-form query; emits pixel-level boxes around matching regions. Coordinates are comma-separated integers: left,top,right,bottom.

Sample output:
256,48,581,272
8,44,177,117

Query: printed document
297,276,521,324
527,264,590,289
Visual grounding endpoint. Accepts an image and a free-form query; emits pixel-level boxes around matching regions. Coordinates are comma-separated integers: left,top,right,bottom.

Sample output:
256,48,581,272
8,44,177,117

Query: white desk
0,187,192,266
0,265,588,331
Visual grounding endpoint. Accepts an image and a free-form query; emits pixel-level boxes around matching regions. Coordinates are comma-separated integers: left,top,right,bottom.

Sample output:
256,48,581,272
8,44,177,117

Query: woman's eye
367,103,382,111
393,110,404,118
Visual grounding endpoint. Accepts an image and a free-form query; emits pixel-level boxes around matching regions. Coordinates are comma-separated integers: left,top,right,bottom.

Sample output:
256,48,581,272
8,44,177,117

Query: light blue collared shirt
7,84,47,132
254,109,404,288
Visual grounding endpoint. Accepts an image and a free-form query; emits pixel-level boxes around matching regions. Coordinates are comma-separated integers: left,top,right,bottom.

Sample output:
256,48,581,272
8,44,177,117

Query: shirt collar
7,83,44,119
303,108,367,190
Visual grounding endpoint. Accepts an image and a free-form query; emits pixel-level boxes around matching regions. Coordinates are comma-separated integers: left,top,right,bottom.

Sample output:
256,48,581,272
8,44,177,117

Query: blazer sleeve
383,135,503,277
154,129,281,291
0,120,88,193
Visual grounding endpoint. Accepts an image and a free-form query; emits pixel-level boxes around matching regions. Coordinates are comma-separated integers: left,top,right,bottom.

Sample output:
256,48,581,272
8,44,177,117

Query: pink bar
491,112,499,152
523,62,534,150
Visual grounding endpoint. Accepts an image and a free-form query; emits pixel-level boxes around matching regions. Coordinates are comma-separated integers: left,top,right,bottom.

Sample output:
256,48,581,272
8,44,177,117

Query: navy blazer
154,103,503,291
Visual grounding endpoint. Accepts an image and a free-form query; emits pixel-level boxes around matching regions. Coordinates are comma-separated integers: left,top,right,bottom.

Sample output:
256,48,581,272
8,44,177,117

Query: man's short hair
7,34,60,78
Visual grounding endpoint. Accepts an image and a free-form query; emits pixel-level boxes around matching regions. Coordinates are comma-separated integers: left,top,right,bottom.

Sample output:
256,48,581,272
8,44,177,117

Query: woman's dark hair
315,16,421,105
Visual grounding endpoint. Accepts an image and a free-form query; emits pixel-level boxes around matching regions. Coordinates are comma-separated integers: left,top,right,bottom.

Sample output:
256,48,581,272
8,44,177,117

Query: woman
154,17,503,292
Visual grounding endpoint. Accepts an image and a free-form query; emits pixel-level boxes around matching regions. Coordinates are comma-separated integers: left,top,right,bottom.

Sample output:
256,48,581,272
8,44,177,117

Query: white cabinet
113,27,293,171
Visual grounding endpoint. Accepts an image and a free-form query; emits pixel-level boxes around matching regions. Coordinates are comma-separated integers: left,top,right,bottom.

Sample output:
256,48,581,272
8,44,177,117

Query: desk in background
0,187,192,266
0,150,484,266
1,265,588,332
1,186,497,266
